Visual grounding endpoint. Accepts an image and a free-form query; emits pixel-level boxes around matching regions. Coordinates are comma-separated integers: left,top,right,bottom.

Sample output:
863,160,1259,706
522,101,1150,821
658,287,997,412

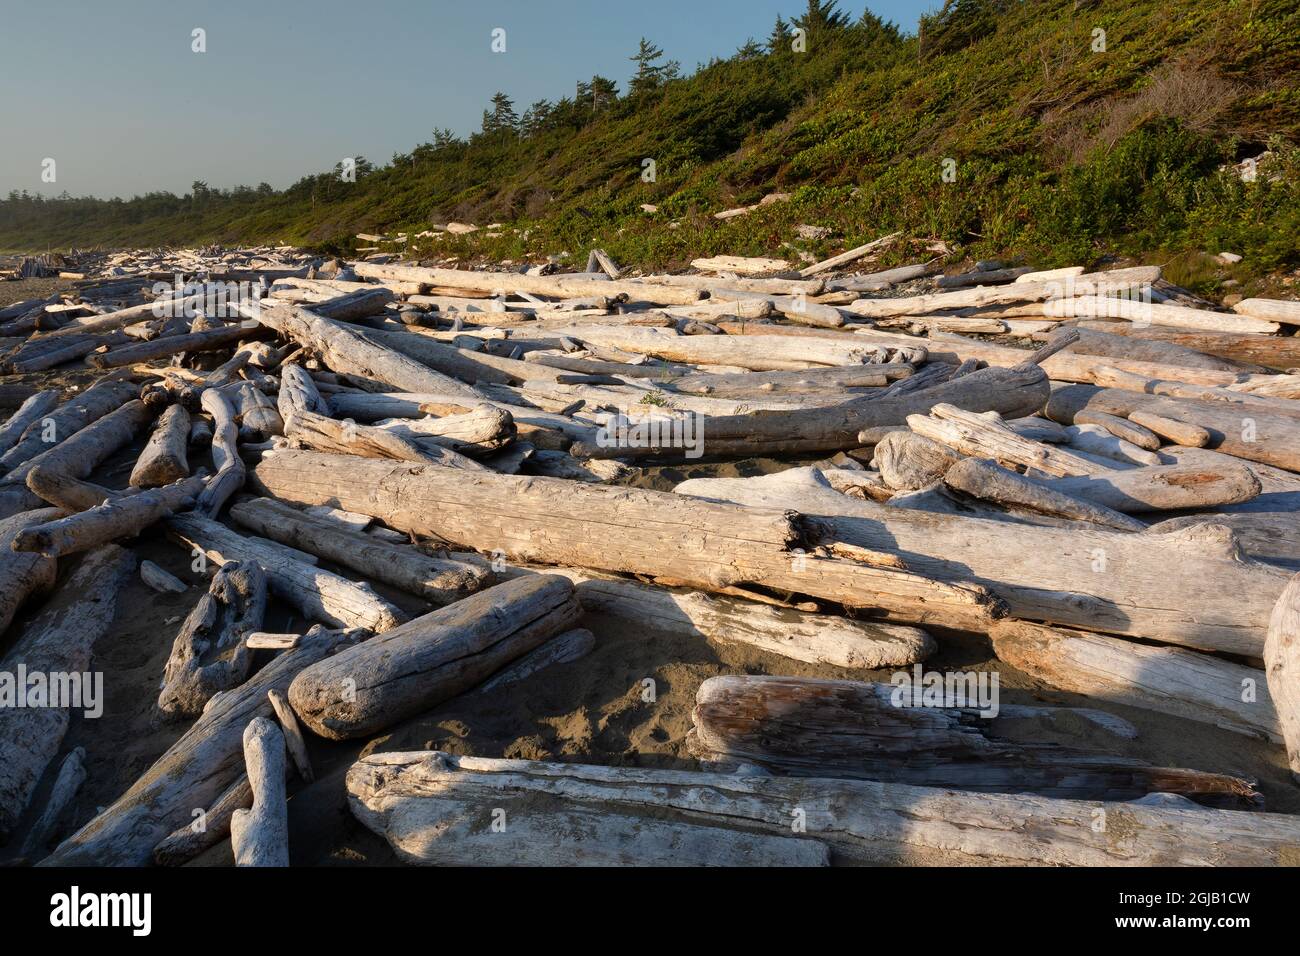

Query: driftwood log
1265,574,1300,781
129,403,191,487
229,717,289,867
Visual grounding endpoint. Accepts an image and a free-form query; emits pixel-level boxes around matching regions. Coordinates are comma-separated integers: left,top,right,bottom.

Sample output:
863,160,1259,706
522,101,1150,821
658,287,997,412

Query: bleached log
872,431,962,490
549,325,871,371
1088,365,1300,417
158,561,268,718
1077,321,1300,372
991,621,1280,742
167,512,405,632
908,404,1112,477
267,688,313,783
86,324,256,368
1047,384,1300,473
251,450,1007,632
0,546,135,838
141,560,187,593
0,390,59,456
673,466,1288,654
1265,574,1300,780
1064,423,1162,466
242,300,482,399
21,747,87,859
348,750,1300,866
799,234,899,277
1047,295,1279,334
276,363,330,422
151,776,252,866
228,717,290,867
43,625,355,866
943,457,1145,531
0,508,62,638
367,327,571,386
375,404,516,457
228,497,488,604
1074,409,1161,450
128,404,191,487
284,408,487,470
1039,460,1261,513
670,363,910,398
12,473,204,557
1232,298,1300,326
288,575,582,739
689,675,1258,807
193,387,244,518
0,379,137,474
1127,409,1210,447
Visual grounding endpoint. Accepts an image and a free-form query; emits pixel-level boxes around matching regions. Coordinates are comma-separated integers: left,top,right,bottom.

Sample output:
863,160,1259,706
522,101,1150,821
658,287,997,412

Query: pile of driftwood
2,244,1300,867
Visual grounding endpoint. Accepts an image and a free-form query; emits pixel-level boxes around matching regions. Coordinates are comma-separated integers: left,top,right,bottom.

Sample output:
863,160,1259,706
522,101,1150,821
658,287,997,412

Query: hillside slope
2,0,1297,283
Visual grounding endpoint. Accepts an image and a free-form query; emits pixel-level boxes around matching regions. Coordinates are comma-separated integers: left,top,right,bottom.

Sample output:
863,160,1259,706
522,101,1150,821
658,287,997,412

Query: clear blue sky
0,1,936,199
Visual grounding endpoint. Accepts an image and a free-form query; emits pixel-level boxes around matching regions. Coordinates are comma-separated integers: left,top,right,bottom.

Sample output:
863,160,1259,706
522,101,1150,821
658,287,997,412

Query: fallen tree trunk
283,409,487,470
288,575,582,739
1265,574,1300,781
347,750,1300,866
689,675,1259,807
151,776,252,866
0,379,136,474
0,390,60,456
21,747,87,860
167,512,405,632
0,546,135,839
1039,460,1262,513
991,620,1281,742
228,497,489,604
128,404,191,487
42,626,355,866
276,363,331,421
1075,320,1300,372
194,387,243,517
86,324,257,368
908,403,1114,477
0,508,63,638
157,561,268,718
372,404,516,457
12,474,205,558
673,466,1289,655
251,450,1005,632
230,717,289,867
943,457,1145,531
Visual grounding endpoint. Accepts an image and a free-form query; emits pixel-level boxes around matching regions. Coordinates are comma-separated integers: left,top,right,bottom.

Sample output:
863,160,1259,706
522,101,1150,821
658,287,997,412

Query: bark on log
347,750,1300,866
42,626,355,866
228,497,488,604
991,621,1281,742
229,717,289,867
1265,574,1300,781
128,404,191,487
0,546,135,838
158,561,268,718
251,450,1007,632
689,675,1260,807
673,466,1288,654
943,457,1146,531
167,513,405,632
288,575,582,739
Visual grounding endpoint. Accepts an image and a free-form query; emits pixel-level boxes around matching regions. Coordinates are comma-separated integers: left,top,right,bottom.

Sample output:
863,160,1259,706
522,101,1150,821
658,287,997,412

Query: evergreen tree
793,0,851,36
767,15,791,53
629,37,667,96
736,38,764,60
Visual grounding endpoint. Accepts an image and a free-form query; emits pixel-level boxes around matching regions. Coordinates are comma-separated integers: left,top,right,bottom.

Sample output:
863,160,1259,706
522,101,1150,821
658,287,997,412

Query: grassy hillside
3,0,1298,288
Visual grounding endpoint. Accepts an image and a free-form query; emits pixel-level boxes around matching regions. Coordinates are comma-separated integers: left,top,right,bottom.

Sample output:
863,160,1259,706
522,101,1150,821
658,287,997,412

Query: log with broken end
229,717,290,867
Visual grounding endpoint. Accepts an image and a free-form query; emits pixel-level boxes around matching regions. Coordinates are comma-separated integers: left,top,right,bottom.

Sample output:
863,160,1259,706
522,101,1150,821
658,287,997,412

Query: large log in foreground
673,466,1289,655
348,751,1300,866
688,676,1260,808
288,575,582,740
42,626,356,867
250,450,1007,632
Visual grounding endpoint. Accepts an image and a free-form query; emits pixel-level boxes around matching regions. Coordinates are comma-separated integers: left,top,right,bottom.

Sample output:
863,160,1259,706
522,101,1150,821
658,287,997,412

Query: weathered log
689,675,1259,807
125,404,191,489
229,717,289,867
907,404,1112,477
1075,320,1300,372
476,628,596,693
1039,460,1261,513
0,508,62,639
0,546,135,838
1265,574,1300,781
141,559,187,593
167,513,404,632
0,379,136,474
158,561,268,718
151,776,252,866
348,750,1300,866
42,625,355,866
86,324,256,368
1090,366,1300,418
1047,384,1300,473
1073,409,1161,450
251,450,1007,632
872,431,963,490
673,466,1288,654
243,300,482,398
367,328,569,386
1046,296,1279,334
288,575,582,740
1233,298,1300,326
1063,423,1162,466
943,457,1145,531
276,363,331,422
0,390,60,456
267,688,313,783
228,497,488,604
373,405,516,457
194,387,244,518
991,620,1281,742
670,363,910,398
21,747,87,859
226,381,283,442
1127,409,1210,447
283,408,486,470
12,473,205,558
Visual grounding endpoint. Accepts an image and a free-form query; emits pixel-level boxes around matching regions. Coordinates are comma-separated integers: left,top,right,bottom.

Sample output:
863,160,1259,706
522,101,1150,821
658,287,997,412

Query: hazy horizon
0,0,934,201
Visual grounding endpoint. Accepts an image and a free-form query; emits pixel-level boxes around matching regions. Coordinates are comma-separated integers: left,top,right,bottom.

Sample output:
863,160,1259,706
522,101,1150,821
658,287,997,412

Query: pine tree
629,37,667,96
482,92,518,135
736,38,763,60
767,15,791,53
793,0,851,36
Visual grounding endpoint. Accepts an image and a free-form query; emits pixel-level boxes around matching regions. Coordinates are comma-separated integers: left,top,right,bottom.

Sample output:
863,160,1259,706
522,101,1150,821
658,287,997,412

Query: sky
0,0,937,199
